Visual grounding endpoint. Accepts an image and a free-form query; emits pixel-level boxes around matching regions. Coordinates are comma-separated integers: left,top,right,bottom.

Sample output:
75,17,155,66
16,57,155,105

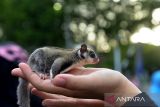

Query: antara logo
105,94,146,106
116,96,146,102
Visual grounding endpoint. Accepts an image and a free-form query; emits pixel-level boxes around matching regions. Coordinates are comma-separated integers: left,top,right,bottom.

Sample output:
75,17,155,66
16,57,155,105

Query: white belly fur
60,62,84,74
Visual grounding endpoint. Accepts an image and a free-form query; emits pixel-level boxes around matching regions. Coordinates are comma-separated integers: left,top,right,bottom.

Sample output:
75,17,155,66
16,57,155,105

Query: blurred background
0,0,160,106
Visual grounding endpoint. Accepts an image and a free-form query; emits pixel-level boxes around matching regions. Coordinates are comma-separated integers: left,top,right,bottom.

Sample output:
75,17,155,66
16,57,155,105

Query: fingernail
11,69,18,75
53,76,66,87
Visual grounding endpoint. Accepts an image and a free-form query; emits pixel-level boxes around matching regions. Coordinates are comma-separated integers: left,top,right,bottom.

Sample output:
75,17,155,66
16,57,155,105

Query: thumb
52,74,96,91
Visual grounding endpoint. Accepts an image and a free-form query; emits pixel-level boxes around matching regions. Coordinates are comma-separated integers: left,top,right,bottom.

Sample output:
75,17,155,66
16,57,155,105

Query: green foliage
0,0,64,49
52,0,160,56
143,44,160,73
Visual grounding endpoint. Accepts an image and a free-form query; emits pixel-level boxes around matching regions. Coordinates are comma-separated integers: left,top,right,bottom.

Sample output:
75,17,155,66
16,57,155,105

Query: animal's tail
17,78,30,107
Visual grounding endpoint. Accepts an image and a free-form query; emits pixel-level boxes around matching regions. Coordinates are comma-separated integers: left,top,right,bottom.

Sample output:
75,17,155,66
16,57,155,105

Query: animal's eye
89,51,95,58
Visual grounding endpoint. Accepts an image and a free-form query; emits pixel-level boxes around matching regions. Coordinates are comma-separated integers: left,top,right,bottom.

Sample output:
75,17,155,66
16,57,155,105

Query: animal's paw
39,73,49,80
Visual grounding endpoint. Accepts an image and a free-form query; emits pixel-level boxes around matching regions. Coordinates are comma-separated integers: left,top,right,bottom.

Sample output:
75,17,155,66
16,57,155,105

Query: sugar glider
17,44,99,107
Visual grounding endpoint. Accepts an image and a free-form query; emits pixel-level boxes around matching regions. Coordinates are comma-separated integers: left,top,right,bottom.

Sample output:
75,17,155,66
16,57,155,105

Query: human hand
12,63,141,107
31,88,104,107
12,63,105,99
12,63,105,107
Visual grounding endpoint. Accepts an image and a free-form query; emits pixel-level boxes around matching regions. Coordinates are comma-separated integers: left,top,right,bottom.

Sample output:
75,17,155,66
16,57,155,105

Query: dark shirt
0,57,42,107
0,57,18,107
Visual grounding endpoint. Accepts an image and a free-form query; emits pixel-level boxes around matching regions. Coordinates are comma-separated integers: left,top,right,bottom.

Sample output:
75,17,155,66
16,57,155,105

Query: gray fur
17,78,30,107
17,48,48,107
17,46,98,107
17,47,79,107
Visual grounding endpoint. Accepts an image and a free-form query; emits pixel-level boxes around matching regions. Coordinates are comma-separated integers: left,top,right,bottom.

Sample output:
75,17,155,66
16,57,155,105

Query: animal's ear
80,44,87,53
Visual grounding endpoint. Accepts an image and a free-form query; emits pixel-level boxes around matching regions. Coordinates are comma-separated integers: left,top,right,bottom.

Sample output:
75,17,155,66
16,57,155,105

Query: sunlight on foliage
53,2,62,11
57,0,160,52
130,26,160,46
152,8,160,25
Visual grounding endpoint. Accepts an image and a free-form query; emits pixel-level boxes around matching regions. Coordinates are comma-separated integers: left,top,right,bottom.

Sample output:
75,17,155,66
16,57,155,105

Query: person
12,63,157,107
0,42,43,107
0,42,28,107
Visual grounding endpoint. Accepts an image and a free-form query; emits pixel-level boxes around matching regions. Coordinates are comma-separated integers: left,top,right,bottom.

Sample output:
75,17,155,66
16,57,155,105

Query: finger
52,74,97,91
53,69,122,94
28,83,34,89
18,63,54,90
18,63,76,97
42,99,104,107
11,68,25,78
18,63,103,99
31,88,68,99
32,87,103,100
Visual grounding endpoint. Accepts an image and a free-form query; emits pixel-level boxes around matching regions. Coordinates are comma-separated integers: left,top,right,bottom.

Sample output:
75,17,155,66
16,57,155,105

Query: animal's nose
93,58,99,63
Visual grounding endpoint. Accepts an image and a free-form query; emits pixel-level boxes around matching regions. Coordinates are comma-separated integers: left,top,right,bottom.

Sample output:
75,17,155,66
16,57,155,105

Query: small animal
17,44,99,107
